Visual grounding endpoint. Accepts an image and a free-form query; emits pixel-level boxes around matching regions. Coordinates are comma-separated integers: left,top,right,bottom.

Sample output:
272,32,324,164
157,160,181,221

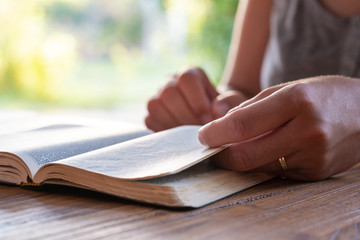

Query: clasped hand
145,67,247,131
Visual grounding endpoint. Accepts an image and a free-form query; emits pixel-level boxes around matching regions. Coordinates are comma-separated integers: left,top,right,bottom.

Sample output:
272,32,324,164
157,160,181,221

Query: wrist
217,84,253,101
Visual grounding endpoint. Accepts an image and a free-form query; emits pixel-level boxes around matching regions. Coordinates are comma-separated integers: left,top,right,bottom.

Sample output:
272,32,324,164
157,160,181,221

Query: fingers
145,97,179,131
177,67,218,123
209,120,300,171
145,115,169,132
249,150,328,181
238,85,281,108
210,144,314,181
199,87,299,147
212,90,248,118
200,77,360,181
209,123,335,181
146,67,219,131
159,83,202,125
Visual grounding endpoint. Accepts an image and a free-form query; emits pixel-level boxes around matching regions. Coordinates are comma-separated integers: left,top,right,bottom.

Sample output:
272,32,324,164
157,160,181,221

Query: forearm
320,0,360,17
220,0,273,98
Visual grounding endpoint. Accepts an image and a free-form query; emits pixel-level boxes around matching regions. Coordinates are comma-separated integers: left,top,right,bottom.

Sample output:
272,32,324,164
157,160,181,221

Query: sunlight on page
54,125,224,180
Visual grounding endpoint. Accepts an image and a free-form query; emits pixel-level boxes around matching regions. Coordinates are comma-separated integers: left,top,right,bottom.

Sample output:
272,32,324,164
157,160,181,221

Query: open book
0,121,271,207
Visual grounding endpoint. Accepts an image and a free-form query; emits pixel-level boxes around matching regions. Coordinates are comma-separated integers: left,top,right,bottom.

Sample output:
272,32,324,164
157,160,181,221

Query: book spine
20,182,43,190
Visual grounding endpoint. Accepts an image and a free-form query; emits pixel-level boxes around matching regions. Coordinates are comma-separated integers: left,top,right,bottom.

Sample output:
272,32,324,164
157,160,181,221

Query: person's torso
261,0,360,88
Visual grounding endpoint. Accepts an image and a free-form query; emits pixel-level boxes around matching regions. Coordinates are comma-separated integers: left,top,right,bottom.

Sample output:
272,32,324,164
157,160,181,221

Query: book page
49,125,224,180
141,160,273,207
0,124,151,177
0,110,43,136
36,159,271,208
140,159,220,186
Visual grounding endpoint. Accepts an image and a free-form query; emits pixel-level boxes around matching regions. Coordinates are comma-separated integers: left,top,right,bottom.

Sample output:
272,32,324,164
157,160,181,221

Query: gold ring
278,157,288,171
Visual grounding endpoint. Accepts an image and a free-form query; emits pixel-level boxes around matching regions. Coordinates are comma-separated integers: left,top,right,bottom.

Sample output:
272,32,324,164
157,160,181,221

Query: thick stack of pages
0,122,271,207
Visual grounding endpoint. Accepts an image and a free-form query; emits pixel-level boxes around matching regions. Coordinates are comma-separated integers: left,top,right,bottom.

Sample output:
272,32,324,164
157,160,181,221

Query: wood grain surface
1,164,360,240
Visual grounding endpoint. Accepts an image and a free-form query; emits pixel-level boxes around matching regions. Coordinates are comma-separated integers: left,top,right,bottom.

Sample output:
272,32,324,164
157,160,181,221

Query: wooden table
1,109,360,239
1,163,360,239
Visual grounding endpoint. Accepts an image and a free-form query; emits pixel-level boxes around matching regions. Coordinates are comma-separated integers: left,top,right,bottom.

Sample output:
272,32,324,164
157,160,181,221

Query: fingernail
200,114,212,124
215,102,230,117
198,130,209,147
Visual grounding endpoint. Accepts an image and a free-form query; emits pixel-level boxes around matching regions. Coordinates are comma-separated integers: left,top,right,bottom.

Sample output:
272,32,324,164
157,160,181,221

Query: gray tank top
261,0,360,89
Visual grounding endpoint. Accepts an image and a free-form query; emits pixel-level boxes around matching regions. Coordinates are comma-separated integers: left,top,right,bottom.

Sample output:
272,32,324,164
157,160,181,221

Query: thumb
211,90,248,118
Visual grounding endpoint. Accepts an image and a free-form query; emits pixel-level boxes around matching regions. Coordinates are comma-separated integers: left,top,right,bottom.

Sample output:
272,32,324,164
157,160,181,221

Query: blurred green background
0,0,238,108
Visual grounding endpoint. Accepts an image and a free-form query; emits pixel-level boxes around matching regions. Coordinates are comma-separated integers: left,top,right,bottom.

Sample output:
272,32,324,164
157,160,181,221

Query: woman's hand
145,67,248,131
199,76,360,180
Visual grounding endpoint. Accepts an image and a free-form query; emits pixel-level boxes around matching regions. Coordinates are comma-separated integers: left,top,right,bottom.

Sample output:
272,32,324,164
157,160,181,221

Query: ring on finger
278,156,288,171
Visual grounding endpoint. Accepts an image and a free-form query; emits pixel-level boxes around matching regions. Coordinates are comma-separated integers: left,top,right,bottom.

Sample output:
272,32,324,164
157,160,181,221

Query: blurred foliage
44,0,142,59
186,0,238,83
0,0,238,108
0,0,74,103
